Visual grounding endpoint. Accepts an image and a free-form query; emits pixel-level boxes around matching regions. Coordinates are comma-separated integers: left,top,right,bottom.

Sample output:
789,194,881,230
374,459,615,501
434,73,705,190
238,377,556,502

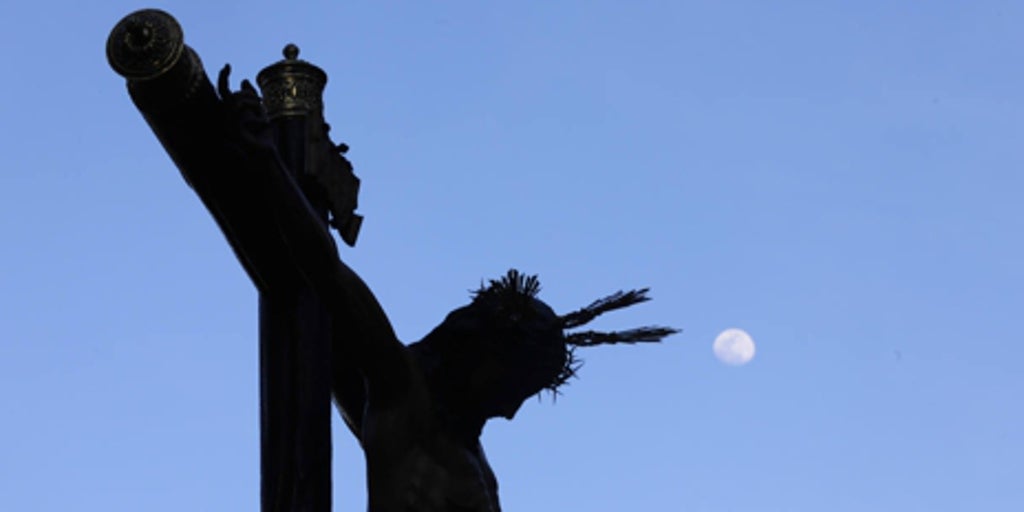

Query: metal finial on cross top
256,43,363,246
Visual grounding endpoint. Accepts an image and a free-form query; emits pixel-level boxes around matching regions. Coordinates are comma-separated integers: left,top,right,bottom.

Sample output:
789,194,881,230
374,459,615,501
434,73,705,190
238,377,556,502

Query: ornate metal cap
106,8,185,80
256,44,328,118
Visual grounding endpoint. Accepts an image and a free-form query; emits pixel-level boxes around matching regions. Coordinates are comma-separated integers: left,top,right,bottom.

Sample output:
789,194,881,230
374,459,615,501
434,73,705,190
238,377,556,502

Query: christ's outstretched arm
215,68,414,430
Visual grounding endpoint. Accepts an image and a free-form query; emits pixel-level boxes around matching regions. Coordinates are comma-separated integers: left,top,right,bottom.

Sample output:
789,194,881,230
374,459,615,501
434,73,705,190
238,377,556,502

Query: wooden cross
108,9,364,511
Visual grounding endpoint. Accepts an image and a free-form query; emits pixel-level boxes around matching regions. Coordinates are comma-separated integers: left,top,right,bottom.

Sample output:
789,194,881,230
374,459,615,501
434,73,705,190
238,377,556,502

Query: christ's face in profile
465,354,536,420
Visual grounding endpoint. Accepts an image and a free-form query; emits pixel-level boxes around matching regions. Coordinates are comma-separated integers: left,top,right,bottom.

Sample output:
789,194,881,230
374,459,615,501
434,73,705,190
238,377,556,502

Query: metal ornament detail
256,44,362,246
316,133,363,246
107,9,208,116
106,9,184,80
257,44,328,118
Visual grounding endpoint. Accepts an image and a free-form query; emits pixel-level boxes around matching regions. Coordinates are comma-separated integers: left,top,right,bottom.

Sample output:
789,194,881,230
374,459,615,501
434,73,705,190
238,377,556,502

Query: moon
713,328,756,366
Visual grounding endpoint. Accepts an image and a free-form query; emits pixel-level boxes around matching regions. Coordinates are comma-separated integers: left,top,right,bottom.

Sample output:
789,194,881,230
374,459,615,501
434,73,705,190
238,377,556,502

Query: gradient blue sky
2,1,1022,510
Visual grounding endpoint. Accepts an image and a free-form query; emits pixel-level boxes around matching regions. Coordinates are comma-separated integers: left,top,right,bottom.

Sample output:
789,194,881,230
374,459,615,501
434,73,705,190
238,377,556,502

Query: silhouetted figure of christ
218,69,677,512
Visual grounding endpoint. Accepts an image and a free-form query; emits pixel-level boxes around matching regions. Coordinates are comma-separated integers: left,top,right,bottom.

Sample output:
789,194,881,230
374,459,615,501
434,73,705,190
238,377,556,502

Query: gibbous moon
713,328,756,366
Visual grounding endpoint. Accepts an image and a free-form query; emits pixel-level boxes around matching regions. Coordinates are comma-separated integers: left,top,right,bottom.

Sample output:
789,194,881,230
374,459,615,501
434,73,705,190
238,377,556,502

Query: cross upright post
254,44,361,512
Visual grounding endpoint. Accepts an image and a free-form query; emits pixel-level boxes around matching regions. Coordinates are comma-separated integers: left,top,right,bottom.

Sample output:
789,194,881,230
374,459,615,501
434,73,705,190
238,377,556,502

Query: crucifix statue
107,9,677,512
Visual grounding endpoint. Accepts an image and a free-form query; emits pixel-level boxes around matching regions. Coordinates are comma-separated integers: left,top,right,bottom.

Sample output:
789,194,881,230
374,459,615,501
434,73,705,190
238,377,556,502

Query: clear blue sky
2,1,1022,510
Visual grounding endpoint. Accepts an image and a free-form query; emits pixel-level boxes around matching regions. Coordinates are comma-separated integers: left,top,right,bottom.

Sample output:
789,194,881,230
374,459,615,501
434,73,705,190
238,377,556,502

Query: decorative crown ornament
254,44,363,246
256,44,328,119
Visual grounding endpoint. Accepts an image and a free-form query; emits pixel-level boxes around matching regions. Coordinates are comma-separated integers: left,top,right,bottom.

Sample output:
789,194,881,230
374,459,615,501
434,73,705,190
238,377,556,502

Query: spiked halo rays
472,269,679,395
561,290,680,345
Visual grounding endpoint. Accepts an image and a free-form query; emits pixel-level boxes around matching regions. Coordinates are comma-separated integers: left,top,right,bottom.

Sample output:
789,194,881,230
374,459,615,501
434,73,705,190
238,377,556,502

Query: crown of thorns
471,269,678,394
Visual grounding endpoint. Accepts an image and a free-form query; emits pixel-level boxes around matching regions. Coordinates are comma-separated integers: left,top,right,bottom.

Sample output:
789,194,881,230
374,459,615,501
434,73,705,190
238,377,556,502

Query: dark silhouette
108,9,677,511
330,269,675,511
218,72,677,511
